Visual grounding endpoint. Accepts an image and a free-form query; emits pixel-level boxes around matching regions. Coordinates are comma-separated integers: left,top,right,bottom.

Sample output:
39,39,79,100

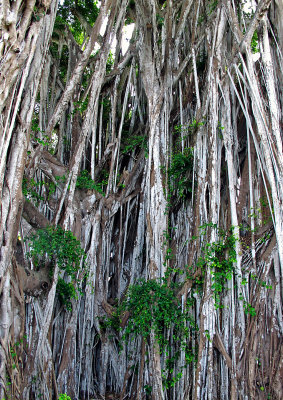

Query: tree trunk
0,1,282,399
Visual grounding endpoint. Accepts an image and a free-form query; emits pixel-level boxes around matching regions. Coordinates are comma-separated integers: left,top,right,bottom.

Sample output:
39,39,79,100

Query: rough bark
0,0,282,399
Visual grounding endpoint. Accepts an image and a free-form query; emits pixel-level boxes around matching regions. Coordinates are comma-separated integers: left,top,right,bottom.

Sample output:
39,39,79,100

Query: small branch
71,8,93,37
175,0,194,47
22,199,50,229
240,0,272,51
213,329,232,371
173,35,205,84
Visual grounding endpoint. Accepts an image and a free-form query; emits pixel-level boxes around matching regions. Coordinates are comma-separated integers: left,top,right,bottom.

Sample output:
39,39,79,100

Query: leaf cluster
56,0,99,44
251,30,259,54
28,226,86,309
28,226,85,275
106,279,198,387
30,117,57,154
22,176,57,205
22,177,45,204
58,394,72,400
76,170,107,196
122,134,148,156
164,147,194,203
122,279,185,341
196,226,237,308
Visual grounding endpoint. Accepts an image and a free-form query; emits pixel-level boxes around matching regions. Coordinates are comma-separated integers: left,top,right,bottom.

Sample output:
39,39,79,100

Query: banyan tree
0,0,282,398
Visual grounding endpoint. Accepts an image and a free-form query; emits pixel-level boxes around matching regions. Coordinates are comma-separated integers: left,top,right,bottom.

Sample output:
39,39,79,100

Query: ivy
27,226,86,309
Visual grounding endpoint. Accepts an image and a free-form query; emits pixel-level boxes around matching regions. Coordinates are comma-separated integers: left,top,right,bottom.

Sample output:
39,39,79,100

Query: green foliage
30,117,57,154
51,0,100,88
32,6,45,22
75,0,99,26
197,14,205,25
55,175,67,184
167,148,194,189
22,176,57,204
31,133,54,148
76,170,107,195
243,301,256,316
144,385,152,395
125,0,135,24
194,225,237,308
156,13,165,29
28,226,86,309
163,147,194,207
122,280,184,340
122,134,148,156
4,337,27,398
174,120,204,140
57,278,78,311
56,0,99,45
251,30,259,54
163,126,199,209
106,51,114,73
208,0,218,14
28,226,84,276
73,98,89,116
22,177,44,203
239,289,257,316
250,273,272,290
49,41,68,83
242,8,259,55
58,395,72,400
100,97,111,123
105,279,198,388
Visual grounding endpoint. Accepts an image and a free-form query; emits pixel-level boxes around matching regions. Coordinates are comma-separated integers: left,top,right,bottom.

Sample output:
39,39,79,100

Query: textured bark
0,0,282,399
